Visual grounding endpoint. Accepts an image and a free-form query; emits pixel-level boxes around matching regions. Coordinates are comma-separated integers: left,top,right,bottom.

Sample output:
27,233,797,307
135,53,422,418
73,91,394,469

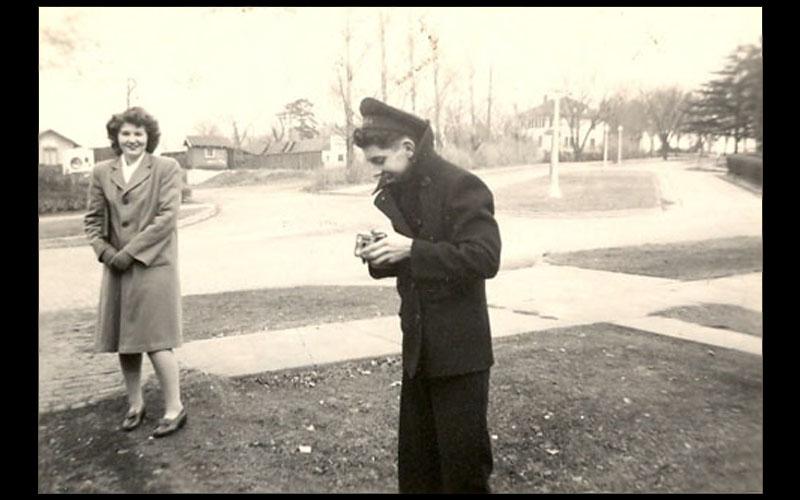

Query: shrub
38,166,91,214
726,154,763,185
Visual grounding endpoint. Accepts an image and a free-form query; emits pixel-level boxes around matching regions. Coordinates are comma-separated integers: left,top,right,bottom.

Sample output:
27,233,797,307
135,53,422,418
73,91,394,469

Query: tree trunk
433,49,442,148
408,14,416,113
344,12,354,177
660,133,669,160
379,11,387,102
486,67,493,141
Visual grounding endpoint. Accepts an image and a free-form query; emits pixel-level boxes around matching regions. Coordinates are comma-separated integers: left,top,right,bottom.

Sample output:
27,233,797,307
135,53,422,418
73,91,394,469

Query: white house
39,129,80,167
321,134,347,168
518,97,606,157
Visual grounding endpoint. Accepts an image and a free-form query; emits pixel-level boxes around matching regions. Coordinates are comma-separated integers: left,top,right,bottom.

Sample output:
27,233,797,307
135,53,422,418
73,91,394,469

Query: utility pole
617,125,623,165
549,94,562,198
126,78,137,109
603,123,609,167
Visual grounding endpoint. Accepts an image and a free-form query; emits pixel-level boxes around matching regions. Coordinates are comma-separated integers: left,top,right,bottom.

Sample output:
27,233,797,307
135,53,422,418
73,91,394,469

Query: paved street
38,159,760,313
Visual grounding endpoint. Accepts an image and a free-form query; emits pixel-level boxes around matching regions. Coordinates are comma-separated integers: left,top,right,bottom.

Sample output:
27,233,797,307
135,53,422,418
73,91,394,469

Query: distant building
92,146,117,164
183,135,235,169
39,129,80,166
258,135,347,170
517,97,606,158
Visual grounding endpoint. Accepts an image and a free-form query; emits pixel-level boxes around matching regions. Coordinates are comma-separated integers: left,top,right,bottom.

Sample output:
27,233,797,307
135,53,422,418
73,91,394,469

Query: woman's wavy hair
106,107,161,156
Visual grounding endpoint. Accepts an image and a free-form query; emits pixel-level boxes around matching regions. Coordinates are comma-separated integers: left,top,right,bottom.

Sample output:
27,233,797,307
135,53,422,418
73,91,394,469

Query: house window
43,147,58,165
591,138,596,148
338,154,344,162
204,148,215,158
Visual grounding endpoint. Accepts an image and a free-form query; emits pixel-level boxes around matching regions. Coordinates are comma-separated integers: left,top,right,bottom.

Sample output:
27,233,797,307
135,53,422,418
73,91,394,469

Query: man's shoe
121,407,146,431
152,408,187,438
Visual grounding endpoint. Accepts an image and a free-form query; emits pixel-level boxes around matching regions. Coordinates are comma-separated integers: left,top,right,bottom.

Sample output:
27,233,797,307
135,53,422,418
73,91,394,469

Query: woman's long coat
83,153,183,353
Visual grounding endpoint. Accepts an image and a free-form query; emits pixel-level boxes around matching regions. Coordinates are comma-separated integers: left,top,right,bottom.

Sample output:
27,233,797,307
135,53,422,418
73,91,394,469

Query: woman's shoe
121,407,146,431
152,408,187,438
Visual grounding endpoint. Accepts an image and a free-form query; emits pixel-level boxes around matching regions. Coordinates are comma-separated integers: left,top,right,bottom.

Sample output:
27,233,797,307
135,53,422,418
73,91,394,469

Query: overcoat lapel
374,189,414,237
109,157,126,191
122,153,153,195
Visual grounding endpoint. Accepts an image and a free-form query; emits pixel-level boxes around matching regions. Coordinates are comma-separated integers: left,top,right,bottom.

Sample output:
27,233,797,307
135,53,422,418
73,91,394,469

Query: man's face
363,138,414,176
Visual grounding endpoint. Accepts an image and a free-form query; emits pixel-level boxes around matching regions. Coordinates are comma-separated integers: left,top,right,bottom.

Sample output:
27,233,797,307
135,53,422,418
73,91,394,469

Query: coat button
121,221,129,228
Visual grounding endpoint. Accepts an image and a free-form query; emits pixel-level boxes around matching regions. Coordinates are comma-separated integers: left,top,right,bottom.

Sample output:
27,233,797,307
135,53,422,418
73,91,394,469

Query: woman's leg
147,349,184,418
118,353,144,411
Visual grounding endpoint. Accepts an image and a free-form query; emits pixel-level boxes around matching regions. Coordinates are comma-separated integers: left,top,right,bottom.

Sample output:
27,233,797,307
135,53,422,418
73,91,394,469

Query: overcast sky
39,7,762,151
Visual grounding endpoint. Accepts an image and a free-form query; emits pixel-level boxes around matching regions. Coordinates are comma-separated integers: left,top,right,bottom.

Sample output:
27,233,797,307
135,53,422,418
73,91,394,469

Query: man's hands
361,230,413,267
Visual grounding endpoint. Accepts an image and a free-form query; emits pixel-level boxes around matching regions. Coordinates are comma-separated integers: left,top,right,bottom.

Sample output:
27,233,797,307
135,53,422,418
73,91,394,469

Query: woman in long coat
84,107,186,438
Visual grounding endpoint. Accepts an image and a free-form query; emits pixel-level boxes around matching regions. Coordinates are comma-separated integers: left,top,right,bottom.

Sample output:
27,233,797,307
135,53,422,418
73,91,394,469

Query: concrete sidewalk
175,265,762,379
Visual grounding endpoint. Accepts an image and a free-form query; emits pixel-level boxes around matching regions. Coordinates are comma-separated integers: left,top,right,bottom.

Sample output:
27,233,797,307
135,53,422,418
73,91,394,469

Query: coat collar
111,153,153,194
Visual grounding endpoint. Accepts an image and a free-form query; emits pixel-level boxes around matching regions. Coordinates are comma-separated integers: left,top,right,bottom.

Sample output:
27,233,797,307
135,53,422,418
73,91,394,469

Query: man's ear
401,138,416,158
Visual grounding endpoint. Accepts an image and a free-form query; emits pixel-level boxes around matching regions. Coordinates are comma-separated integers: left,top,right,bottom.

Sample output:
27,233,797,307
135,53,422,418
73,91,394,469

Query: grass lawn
38,286,400,348
38,205,211,240
651,303,762,337
545,236,762,281
493,170,661,214
38,323,762,493
196,169,308,189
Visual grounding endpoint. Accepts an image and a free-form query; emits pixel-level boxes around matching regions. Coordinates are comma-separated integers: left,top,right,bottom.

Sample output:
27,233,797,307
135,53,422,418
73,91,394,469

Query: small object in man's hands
354,230,387,260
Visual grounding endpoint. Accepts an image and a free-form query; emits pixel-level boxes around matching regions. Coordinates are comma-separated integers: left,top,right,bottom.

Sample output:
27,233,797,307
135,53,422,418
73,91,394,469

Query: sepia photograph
38,6,763,493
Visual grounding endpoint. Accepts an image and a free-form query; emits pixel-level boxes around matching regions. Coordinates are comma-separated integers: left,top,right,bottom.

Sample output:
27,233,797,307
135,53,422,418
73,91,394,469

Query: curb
38,203,220,250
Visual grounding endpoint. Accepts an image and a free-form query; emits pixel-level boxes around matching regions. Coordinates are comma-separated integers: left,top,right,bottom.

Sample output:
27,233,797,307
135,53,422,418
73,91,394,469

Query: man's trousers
398,369,493,493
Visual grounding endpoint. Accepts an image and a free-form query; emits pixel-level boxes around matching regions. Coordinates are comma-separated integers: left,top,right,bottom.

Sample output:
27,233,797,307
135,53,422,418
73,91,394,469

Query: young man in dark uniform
354,97,502,493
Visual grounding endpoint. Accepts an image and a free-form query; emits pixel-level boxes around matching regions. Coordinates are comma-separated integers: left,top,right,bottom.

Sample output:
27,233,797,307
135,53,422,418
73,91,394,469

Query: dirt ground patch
38,323,762,493
651,303,762,337
545,236,762,280
493,170,661,214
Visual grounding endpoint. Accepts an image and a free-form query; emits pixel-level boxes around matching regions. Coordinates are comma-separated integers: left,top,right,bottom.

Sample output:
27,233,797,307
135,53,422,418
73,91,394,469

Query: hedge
39,164,192,214
38,166,91,214
726,154,763,185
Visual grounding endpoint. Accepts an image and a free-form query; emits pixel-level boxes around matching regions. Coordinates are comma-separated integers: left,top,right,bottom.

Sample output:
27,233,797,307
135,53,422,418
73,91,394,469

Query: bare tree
192,121,222,137
331,9,370,180
419,17,458,148
231,120,250,150
641,86,690,160
408,13,417,112
468,65,482,151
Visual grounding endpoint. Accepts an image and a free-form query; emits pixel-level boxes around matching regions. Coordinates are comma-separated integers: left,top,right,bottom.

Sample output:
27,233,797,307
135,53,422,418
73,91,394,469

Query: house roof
39,129,80,147
265,137,330,155
184,135,234,149
520,96,593,120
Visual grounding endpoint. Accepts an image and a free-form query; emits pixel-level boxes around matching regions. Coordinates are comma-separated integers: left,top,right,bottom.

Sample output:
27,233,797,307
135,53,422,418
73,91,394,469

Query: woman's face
118,122,148,159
